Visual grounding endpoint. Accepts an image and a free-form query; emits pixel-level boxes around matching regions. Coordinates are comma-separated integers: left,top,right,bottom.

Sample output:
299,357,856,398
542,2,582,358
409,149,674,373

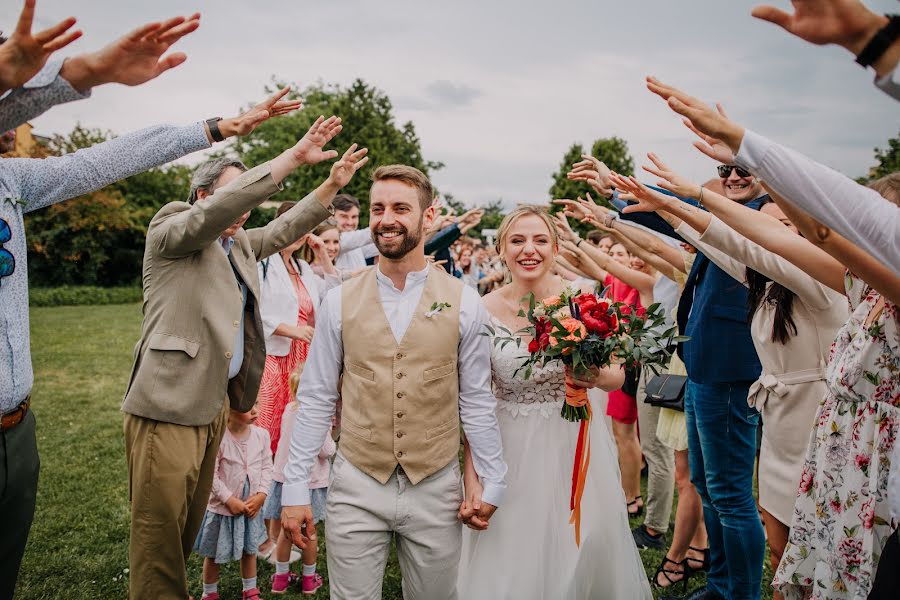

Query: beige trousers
123,400,227,600
636,370,675,533
325,452,464,600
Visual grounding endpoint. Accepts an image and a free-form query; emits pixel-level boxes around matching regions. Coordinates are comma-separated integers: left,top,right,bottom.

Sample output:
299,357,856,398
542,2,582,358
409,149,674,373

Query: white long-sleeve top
735,128,900,274
282,264,508,507
336,228,378,271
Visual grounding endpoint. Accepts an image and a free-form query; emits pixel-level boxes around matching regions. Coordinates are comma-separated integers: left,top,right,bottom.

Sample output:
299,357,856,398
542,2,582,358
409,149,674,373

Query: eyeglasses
0,217,15,281
717,165,752,179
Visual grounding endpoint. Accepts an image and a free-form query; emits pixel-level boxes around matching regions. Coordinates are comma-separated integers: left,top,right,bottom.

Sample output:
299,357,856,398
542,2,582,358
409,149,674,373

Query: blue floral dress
774,274,899,599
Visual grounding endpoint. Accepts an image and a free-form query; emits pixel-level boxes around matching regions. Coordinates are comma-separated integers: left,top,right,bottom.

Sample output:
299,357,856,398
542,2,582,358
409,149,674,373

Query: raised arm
619,153,846,295
0,11,200,131
645,76,900,273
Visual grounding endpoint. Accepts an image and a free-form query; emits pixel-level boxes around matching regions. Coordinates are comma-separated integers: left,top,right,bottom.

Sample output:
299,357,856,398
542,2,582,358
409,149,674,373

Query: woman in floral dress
774,275,899,599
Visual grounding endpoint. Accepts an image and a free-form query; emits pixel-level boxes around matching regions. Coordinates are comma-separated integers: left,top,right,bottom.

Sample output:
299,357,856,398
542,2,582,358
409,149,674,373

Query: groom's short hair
371,165,433,211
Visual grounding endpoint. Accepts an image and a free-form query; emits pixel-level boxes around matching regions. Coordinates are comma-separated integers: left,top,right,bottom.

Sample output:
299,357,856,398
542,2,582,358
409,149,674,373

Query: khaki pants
123,402,227,600
325,452,463,600
636,370,675,533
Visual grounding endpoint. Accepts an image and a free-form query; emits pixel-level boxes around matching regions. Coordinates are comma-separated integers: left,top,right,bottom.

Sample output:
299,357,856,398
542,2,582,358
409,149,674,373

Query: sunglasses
0,217,14,281
717,165,752,179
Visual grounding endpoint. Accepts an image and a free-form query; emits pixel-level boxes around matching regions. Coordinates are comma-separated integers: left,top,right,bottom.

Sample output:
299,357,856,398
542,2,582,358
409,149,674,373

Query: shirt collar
374,263,430,292
220,236,235,255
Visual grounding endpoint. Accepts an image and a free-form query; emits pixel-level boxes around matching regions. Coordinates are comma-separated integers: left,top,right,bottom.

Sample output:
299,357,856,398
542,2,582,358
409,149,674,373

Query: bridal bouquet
487,287,685,544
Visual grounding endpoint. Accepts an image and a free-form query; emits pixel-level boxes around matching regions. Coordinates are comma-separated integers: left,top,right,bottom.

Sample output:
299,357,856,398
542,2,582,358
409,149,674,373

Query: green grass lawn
19,303,772,599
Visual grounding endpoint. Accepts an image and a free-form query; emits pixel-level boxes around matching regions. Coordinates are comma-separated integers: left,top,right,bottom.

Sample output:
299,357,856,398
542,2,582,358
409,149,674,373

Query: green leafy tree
231,79,442,225
590,136,634,177
866,131,899,181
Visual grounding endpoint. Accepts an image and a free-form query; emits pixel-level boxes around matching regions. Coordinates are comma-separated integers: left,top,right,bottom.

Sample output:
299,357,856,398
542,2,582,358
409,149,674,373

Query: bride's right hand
459,474,490,530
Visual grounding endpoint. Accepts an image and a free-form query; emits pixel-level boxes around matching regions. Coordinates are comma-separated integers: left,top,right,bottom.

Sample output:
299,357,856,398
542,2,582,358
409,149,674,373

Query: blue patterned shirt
0,121,211,413
0,58,90,134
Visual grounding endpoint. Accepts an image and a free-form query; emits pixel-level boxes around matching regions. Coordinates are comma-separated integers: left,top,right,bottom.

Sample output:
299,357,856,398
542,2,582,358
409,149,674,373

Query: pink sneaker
270,571,300,594
242,588,263,600
301,573,323,595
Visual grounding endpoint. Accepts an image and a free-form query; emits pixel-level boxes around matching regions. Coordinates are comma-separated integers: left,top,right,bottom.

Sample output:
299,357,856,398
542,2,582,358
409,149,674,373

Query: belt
748,368,824,411
1,396,30,432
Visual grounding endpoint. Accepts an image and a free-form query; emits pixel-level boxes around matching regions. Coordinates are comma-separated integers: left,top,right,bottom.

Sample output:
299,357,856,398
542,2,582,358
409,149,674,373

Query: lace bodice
490,318,566,418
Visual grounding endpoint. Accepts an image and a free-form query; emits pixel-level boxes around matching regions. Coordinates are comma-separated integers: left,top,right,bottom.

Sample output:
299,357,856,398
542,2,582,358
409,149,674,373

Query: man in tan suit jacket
121,114,369,600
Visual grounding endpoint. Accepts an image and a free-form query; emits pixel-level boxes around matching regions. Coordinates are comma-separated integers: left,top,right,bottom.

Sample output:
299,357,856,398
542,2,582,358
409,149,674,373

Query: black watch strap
856,15,900,68
206,117,225,143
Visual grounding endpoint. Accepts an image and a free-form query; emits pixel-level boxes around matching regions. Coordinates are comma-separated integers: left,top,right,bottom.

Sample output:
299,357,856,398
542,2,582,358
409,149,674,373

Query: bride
457,205,652,599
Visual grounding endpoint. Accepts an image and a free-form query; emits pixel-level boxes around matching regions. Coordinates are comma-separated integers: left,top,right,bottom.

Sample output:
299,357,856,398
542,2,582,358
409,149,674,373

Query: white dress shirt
282,264,508,507
735,128,900,274
335,229,378,271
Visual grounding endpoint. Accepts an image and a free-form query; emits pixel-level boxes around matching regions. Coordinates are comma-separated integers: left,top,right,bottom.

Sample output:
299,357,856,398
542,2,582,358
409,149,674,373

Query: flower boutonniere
425,301,451,318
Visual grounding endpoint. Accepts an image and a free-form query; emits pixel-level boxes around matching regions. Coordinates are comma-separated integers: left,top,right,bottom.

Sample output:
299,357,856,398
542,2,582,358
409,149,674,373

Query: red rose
574,293,598,310
538,332,551,349
528,339,540,353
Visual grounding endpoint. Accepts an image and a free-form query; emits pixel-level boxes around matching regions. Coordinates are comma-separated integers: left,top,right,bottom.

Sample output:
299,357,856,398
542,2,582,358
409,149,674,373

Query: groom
281,164,507,599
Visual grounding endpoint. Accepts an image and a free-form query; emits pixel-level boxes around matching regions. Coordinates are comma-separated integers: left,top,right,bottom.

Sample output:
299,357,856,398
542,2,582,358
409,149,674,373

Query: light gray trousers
637,370,676,532
325,452,463,600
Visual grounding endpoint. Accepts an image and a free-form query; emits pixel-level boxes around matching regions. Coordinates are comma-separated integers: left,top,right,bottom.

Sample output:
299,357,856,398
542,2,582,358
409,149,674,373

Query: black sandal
627,495,644,518
685,545,711,574
652,556,689,594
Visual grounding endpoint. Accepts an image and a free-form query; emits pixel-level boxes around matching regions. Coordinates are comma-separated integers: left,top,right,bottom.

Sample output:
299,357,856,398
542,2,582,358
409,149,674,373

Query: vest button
396,411,404,418
396,431,404,438
396,353,404,360
396,450,404,458
232,320,239,327
396,372,404,379
225,351,233,359
396,392,404,399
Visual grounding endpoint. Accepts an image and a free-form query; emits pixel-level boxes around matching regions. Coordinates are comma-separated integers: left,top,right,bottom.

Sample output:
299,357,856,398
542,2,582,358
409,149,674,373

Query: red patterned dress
257,260,314,454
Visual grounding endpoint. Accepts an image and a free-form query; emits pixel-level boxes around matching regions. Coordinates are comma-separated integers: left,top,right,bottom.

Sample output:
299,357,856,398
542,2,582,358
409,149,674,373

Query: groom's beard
374,216,423,260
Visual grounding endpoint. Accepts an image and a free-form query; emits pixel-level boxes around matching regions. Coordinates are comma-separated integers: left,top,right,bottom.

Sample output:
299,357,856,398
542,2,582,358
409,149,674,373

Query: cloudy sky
5,0,898,208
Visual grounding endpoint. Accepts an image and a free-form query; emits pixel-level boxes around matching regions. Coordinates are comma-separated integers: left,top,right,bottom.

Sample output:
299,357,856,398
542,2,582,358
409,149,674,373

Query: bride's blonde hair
495,205,559,262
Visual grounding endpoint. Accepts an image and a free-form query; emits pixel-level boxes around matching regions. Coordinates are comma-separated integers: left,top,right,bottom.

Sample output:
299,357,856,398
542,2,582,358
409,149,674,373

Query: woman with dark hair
612,162,849,600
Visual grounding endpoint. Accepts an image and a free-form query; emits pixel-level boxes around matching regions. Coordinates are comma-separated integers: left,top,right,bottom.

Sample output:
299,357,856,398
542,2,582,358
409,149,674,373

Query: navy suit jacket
677,196,766,384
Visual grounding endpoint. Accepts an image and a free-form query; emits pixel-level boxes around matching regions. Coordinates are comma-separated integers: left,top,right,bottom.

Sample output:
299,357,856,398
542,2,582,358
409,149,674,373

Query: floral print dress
774,274,899,599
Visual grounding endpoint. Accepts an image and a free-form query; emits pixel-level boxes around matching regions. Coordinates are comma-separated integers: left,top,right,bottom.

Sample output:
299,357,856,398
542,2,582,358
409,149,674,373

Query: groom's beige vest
339,266,464,485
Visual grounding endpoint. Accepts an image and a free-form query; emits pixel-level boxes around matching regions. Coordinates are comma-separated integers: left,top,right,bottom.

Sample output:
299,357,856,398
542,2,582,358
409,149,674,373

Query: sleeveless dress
457,320,653,599
257,263,315,454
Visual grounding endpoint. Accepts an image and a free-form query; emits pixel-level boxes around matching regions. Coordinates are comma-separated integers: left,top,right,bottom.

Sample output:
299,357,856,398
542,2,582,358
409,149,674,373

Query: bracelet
576,238,583,247
856,15,900,68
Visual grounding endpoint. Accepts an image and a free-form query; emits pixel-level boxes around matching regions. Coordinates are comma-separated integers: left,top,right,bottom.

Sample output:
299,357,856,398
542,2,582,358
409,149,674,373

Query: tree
590,136,634,177
231,79,442,225
865,131,899,182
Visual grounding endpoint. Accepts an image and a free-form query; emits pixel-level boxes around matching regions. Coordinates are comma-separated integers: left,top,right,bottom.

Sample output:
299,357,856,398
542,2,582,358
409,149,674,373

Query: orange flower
541,295,562,307
559,318,587,342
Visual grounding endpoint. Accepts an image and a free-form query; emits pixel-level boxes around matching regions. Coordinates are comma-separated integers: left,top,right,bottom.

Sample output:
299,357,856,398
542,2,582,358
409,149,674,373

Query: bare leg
761,508,789,600
612,420,642,510
274,528,294,563
240,552,257,581
202,558,221,585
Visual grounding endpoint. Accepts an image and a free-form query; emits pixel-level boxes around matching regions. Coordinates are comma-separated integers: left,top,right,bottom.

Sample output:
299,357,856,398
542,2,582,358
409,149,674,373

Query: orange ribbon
566,383,591,547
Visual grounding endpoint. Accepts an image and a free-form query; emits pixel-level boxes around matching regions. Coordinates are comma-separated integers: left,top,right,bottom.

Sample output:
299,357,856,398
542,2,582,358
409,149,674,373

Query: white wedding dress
457,320,653,599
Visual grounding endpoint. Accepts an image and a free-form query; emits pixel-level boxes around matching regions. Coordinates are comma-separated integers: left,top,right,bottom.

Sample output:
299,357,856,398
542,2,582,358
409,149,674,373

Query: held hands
61,14,201,92
458,475,497,530
244,492,266,518
220,87,303,138
282,505,316,549
0,0,81,94
751,0,888,54
645,77,745,156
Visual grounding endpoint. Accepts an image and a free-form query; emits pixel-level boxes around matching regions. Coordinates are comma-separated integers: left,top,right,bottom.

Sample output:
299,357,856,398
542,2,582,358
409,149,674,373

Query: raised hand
327,143,370,188
292,115,344,165
751,0,888,54
553,198,592,223
568,154,614,197
0,0,81,93
552,212,579,244
609,172,673,214
645,77,746,154
458,207,484,234
641,153,701,199
60,14,201,91
222,87,303,138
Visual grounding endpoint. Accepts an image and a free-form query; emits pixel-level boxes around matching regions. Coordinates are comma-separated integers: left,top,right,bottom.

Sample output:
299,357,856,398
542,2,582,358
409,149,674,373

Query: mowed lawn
20,303,773,599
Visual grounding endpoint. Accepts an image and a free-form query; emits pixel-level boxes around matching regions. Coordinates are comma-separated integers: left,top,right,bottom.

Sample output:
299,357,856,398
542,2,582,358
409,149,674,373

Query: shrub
29,286,142,307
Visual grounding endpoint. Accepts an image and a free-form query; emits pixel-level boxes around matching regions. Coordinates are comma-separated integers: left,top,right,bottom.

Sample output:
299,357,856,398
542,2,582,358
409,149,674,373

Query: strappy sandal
627,495,644,518
685,545,711,574
652,556,689,594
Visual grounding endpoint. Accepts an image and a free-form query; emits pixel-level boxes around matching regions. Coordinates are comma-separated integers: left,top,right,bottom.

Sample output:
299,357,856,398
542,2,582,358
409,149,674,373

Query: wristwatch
856,14,900,68
205,117,225,143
